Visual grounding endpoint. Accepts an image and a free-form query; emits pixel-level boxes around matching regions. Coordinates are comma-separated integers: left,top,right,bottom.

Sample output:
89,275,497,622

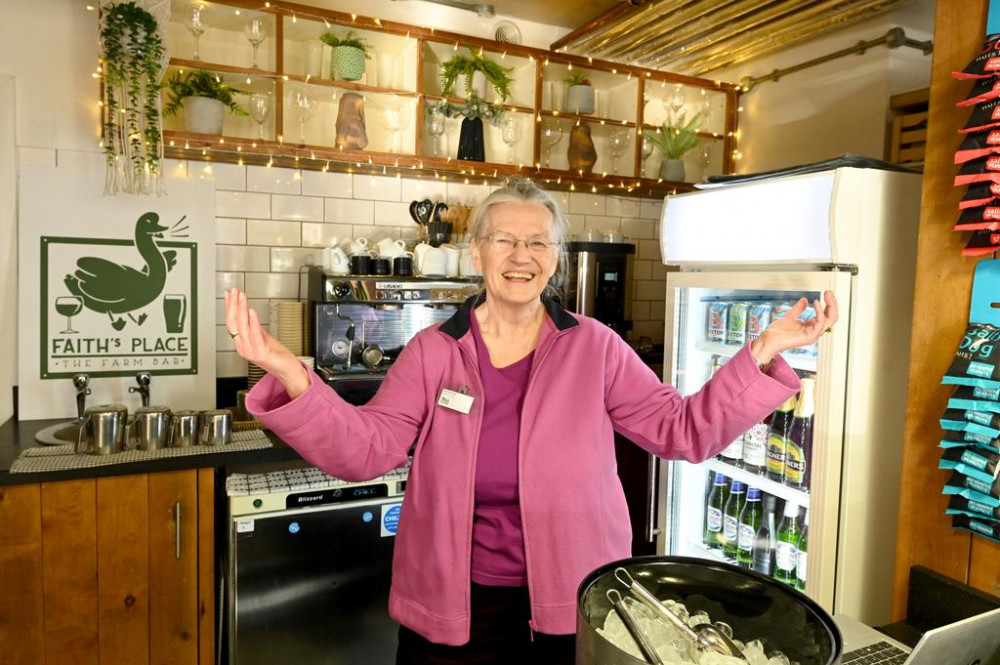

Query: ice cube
700,652,748,665
741,640,769,665
766,651,791,665
689,611,711,627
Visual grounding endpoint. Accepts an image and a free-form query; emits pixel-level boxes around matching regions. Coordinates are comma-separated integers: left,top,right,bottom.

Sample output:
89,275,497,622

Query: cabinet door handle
175,501,182,560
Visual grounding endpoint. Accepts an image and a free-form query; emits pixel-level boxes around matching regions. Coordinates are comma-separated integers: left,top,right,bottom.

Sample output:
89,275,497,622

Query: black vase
457,117,485,162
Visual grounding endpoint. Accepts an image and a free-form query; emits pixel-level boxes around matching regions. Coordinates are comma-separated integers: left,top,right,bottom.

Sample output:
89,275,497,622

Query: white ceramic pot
183,96,225,135
660,158,685,182
565,84,595,115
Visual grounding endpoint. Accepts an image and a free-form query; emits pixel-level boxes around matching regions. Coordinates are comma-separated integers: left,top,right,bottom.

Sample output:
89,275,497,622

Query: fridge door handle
645,452,660,542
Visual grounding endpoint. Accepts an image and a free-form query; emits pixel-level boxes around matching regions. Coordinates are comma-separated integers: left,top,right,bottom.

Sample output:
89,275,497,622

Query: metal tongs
606,589,665,665
614,567,745,661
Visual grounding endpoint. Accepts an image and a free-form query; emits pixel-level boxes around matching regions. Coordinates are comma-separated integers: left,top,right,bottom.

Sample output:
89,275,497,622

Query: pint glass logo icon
41,212,198,379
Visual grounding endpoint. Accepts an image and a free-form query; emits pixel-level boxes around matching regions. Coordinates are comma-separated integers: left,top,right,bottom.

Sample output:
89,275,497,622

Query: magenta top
469,312,532,586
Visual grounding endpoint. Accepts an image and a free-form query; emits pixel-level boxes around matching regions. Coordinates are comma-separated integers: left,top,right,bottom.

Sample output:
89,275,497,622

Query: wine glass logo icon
55,296,83,334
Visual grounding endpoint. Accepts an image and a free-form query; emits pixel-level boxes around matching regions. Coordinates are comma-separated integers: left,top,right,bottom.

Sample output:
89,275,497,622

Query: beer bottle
796,509,809,591
775,500,801,585
767,395,797,482
737,487,762,568
784,377,816,490
742,413,771,475
702,469,716,546
705,474,728,550
722,481,746,559
720,432,745,469
752,494,777,576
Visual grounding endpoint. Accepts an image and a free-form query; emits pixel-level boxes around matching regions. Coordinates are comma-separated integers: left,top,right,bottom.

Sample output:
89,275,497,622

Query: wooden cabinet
155,0,740,195
0,469,215,665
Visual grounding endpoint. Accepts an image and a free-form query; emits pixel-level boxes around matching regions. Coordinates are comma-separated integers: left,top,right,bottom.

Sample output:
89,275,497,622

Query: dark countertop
0,417,304,487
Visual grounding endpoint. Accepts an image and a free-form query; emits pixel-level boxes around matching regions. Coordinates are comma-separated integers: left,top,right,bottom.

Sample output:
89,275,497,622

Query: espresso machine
306,267,481,404
565,240,636,338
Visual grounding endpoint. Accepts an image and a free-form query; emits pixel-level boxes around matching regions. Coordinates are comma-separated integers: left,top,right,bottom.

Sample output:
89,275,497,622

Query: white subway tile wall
193,162,668,378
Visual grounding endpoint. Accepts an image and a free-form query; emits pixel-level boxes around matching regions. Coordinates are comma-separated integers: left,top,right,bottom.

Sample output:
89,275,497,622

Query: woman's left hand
751,290,839,366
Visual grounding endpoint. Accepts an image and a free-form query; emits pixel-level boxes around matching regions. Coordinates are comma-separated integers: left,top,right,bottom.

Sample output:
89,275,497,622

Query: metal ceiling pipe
557,0,700,55
648,0,900,72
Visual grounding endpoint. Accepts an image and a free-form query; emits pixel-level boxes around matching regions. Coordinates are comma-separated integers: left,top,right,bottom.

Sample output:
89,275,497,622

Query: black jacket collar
439,292,579,340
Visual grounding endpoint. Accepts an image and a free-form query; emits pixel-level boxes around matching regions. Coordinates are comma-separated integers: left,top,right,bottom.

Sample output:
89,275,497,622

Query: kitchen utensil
440,243,460,277
377,237,408,258
413,199,434,226
420,247,447,276
75,403,128,456
169,410,201,448
199,409,232,446
393,256,414,276
427,221,452,247
614,567,743,659
606,589,665,665
373,258,391,275
361,343,384,369
576,557,842,665
432,201,449,223
128,405,171,451
350,254,372,275
408,200,422,226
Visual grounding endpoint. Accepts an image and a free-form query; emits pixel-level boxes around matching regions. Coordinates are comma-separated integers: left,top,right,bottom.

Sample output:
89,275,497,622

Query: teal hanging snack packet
941,428,1000,454
946,493,1000,521
945,469,1000,499
943,323,1000,390
952,514,1000,544
940,446,1000,485
940,407,1000,439
948,385,1000,413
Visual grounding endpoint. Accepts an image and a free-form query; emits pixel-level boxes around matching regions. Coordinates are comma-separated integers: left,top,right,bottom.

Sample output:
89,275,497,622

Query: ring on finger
228,330,240,339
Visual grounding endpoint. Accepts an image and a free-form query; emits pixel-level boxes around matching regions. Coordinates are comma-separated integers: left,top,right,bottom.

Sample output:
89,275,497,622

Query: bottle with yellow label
766,394,797,482
784,377,815,490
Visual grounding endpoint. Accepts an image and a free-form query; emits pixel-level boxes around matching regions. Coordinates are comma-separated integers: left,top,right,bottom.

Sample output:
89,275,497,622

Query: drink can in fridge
727,302,752,346
747,303,773,341
707,302,729,343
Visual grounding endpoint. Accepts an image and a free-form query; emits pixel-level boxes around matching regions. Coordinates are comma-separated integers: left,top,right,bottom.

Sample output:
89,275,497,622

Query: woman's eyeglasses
480,233,559,254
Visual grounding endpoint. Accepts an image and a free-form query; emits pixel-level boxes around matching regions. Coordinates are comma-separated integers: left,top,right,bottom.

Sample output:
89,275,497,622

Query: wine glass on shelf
55,296,83,335
186,5,206,61
427,105,446,157
244,17,267,69
292,90,317,144
380,97,410,153
540,120,563,168
666,84,686,124
641,132,655,178
500,114,522,164
248,92,270,140
608,128,630,174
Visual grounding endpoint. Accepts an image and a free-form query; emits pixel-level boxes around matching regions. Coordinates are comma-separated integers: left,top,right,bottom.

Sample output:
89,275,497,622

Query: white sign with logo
18,164,216,420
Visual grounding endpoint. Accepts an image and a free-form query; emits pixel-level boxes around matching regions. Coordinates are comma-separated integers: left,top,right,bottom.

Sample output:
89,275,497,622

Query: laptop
834,608,1000,665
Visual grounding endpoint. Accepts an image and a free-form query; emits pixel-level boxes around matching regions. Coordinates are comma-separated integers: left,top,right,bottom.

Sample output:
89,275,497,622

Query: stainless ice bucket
576,556,842,665
75,403,128,455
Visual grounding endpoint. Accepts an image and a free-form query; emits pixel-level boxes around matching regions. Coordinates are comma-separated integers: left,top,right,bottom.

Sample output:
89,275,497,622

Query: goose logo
40,212,198,379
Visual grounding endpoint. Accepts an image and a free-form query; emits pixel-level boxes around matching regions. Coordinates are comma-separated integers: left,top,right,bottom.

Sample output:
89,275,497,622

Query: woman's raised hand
751,290,840,367
224,287,310,398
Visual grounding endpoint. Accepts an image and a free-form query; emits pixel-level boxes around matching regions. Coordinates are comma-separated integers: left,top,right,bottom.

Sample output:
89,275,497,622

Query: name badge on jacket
437,388,474,414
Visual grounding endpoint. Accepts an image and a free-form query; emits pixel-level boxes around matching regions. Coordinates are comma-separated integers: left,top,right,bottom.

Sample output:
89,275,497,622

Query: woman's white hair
469,178,569,300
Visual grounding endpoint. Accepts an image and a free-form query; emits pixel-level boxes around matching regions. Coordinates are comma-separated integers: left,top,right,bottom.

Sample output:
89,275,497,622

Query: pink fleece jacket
247,296,799,646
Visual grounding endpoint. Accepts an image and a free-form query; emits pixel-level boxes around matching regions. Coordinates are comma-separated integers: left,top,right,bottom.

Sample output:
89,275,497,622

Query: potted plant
320,30,372,82
440,47,513,101
563,71,594,115
644,110,703,182
163,69,249,135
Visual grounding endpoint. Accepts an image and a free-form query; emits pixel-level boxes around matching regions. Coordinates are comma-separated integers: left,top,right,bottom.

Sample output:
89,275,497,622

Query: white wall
0,77,16,423
713,1,934,174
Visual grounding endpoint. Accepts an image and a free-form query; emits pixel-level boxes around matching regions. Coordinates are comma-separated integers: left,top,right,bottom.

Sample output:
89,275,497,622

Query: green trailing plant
100,1,166,194
319,30,373,58
439,47,514,101
563,71,591,87
428,98,506,126
162,70,249,117
644,111,704,160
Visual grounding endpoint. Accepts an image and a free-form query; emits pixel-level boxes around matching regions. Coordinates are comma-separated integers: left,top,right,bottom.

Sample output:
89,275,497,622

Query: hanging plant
100,1,166,195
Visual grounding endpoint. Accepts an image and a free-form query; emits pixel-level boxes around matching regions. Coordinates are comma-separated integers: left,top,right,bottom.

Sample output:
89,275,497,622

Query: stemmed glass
540,120,563,168
244,17,267,69
500,114,522,164
641,133,655,178
248,92,270,140
186,5,206,61
608,128,630,174
292,90,317,144
380,97,410,153
666,84,686,124
427,106,446,157
55,296,83,334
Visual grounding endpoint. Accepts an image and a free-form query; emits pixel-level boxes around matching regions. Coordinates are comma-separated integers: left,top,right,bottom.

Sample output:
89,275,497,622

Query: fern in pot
437,47,513,162
321,31,372,82
163,70,248,135
644,111,703,182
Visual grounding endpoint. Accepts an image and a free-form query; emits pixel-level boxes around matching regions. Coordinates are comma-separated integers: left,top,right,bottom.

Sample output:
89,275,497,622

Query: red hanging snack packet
955,156,1000,186
955,35,1000,80
964,230,1000,256
959,76,1000,107
956,205,1000,231
960,96,1000,133
961,182,1000,209
956,132,1000,164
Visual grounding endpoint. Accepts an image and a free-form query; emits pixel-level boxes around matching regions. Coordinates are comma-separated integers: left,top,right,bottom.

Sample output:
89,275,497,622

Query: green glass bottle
722,480,746,559
705,474,728,550
796,509,809,591
774,500,800,585
737,487,762,568
767,395,798,482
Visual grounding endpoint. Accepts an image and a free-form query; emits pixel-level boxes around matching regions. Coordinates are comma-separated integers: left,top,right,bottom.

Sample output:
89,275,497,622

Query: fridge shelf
706,458,811,509
696,340,818,373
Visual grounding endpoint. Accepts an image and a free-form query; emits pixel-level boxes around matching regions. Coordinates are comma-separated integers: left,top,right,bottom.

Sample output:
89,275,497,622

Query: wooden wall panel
197,468,216,665
149,471,199,665
892,0,1000,619
97,474,150,665
41,479,99,665
0,484,43,665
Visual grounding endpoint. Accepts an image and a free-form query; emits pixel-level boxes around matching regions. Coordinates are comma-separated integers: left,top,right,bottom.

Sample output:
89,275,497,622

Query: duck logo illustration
63,212,188,331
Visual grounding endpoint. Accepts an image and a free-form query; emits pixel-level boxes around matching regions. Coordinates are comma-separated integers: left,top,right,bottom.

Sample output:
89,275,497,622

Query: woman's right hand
224,287,310,399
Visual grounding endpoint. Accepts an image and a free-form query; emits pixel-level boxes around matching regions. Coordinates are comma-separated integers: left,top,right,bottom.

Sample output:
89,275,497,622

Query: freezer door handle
645,452,660,542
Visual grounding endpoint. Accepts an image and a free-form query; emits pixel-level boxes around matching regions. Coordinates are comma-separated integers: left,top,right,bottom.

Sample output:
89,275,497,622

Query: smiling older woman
224,178,838,665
